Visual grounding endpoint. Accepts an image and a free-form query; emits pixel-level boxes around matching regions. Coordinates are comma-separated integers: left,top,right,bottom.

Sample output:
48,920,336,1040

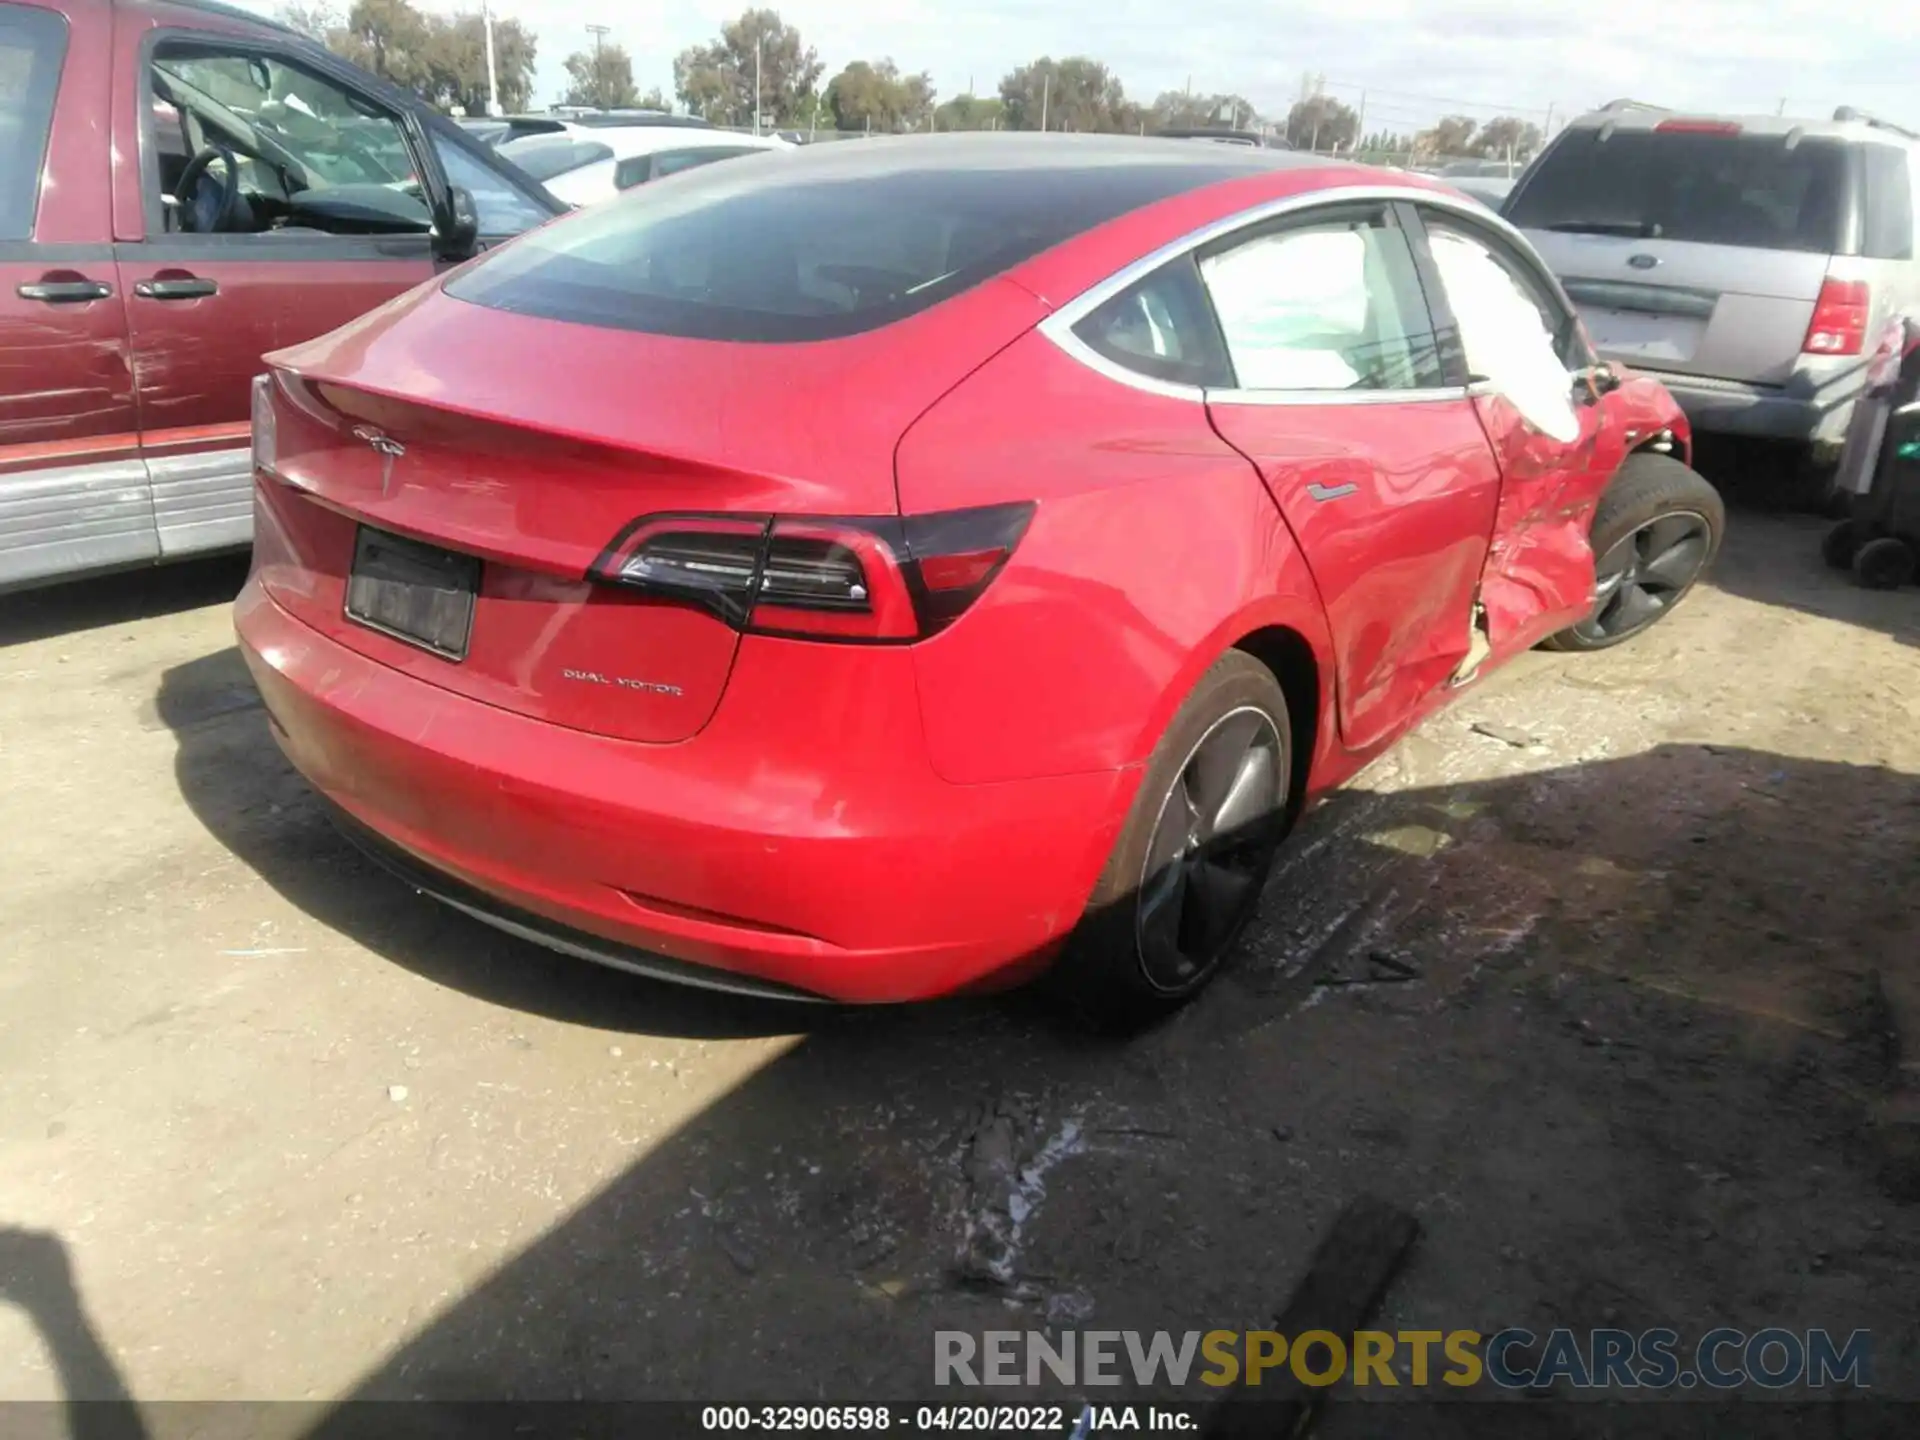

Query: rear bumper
1634,365,1864,449
235,578,1134,1003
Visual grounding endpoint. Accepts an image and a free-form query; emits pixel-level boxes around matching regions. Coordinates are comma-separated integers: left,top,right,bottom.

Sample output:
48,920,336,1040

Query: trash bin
1825,316,1920,589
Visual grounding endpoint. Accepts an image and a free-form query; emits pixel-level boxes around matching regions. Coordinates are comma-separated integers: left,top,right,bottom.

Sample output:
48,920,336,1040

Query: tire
1541,453,1726,652
1822,519,1864,571
1853,536,1917,590
1046,650,1293,1033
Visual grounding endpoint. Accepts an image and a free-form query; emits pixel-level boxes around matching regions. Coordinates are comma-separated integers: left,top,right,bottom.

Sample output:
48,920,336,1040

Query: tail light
590,503,1034,643
1803,279,1869,356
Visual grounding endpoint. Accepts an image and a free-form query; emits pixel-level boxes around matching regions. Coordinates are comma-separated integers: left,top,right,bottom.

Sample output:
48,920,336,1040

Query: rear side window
1198,209,1445,391
652,145,762,179
1071,254,1233,389
448,156,1250,342
0,3,67,241
500,136,613,183
1507,128,1850,254
1861,145,1914,260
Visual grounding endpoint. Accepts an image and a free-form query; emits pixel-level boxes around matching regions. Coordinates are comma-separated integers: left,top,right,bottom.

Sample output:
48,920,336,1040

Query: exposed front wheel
1542,454,1726,652
1049,651,1293,1032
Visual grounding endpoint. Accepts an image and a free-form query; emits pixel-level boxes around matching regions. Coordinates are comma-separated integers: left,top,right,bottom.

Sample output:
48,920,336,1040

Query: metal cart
1825,316,1920,588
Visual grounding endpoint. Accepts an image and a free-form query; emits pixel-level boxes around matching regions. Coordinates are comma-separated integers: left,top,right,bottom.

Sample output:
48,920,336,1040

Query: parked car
466,110,715,149
238,134,1719,1026
1448,176,1514,210
1508,101,1920,478
0,0,564,592
498,126,791,207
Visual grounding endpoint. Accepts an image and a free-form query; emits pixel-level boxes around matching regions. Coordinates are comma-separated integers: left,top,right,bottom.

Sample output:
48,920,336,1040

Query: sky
246,0,1920,134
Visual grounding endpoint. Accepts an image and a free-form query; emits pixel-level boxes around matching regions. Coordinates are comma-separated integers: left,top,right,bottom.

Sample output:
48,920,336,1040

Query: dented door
1470,384,1626,655
1415,207,1625,658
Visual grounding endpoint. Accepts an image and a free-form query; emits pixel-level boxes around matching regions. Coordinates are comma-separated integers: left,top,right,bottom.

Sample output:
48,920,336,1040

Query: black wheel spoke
1607,581,1663,634
1578,511,1709,641
1139,860,1189,965
1184,711,1266,827
1639,532,1706,591
1210,744,1278,843
1135,706,1285,993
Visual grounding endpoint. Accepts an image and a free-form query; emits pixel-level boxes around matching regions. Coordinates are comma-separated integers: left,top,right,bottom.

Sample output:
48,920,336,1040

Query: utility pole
481,0,500,115
754,33,763,135
1543,101,1555,135
1777,96,1787,116
583,23,609,109
1356,89,1367,152
1040,71,1050,132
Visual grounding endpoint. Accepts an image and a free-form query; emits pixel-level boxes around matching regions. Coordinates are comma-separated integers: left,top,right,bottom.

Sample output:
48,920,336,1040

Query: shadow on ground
147,634,1920,1413
0,555,250,649
1691,443,1920,648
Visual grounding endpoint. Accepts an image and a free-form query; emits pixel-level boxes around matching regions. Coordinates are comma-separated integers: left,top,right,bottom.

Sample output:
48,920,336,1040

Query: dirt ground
2,496,1918,1427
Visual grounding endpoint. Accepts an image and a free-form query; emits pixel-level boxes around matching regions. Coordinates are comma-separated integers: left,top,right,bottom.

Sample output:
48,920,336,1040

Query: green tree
997,57,1131,133
563,43,641,109
283,0,535,114
932,93,1005,131
277,1,340,40
1473,116,1543,163
333,0,432,90
637,86,669,112
1416,114,1480,160
423,11,537,114
1285,94,1359,151
673,9,822,126
824,58,935,133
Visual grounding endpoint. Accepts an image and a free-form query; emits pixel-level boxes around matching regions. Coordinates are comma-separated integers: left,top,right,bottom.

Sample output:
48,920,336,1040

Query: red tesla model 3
236,134,1721,1025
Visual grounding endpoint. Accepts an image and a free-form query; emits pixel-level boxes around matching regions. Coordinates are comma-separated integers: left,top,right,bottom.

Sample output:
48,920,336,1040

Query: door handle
134,277,219,300
17,279,112,303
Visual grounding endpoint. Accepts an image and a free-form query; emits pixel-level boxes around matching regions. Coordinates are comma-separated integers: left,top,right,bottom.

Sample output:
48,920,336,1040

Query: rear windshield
499,136,614,183
1506,128,1851,253
445,146,1264,342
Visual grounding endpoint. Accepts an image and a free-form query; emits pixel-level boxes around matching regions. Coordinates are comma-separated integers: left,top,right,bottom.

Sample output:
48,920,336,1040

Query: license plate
1578,306,1705,365
345,527,480,660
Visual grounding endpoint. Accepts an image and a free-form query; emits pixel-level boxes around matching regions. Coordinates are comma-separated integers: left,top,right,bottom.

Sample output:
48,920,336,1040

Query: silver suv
1507,101,1920,471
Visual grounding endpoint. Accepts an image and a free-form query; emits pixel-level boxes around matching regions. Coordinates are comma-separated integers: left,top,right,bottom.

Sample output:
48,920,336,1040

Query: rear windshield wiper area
1542,221,1663,237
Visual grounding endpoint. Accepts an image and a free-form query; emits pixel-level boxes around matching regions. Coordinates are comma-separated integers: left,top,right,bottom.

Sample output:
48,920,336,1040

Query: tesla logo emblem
352,425,405,496
1627,253,1659,269
1307,481,1358,502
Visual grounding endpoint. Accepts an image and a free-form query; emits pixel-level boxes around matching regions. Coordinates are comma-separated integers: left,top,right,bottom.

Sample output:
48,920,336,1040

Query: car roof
709,130,1327,181
586,128,787,160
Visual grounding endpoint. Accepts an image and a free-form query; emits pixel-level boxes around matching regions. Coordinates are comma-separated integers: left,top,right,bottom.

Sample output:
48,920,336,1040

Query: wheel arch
1232,624,1324,822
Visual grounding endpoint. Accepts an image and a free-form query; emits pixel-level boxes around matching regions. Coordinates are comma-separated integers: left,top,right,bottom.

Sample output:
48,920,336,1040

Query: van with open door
0,0,562,591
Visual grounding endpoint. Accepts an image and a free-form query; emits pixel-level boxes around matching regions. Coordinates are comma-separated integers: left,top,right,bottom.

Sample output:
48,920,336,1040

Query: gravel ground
1,501,1916,1427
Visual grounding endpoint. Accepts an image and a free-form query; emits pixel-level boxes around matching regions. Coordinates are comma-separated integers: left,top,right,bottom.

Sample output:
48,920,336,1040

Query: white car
500,126,792,207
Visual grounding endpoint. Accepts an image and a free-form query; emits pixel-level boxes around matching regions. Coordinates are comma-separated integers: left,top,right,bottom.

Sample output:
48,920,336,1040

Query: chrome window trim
1038,184,1548,406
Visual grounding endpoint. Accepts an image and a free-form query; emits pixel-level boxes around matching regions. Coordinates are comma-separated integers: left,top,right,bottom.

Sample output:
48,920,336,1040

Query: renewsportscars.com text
934,1327,1872,1391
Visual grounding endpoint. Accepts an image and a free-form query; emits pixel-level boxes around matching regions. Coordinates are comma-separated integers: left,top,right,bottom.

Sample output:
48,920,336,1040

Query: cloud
248,0,1920,131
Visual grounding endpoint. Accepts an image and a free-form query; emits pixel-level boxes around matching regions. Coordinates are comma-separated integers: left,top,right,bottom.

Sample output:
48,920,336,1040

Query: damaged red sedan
236,134,1721,1026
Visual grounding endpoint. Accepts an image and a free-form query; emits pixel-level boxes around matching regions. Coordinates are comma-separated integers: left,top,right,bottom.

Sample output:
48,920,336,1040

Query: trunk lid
254,278,1049,743
1525,231,1830,385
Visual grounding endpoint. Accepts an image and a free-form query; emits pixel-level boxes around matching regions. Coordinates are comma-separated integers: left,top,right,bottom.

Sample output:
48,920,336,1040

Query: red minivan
0,0,562,590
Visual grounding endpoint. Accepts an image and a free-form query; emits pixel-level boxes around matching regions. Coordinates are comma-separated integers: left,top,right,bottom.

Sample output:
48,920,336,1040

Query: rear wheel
1854,536,1917,590
1542,453,1725,652
1048,651,1292,1032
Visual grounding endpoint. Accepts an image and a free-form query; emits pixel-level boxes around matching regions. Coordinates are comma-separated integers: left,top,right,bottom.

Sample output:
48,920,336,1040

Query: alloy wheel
1135,706,1285,992
1574,510,1713,644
